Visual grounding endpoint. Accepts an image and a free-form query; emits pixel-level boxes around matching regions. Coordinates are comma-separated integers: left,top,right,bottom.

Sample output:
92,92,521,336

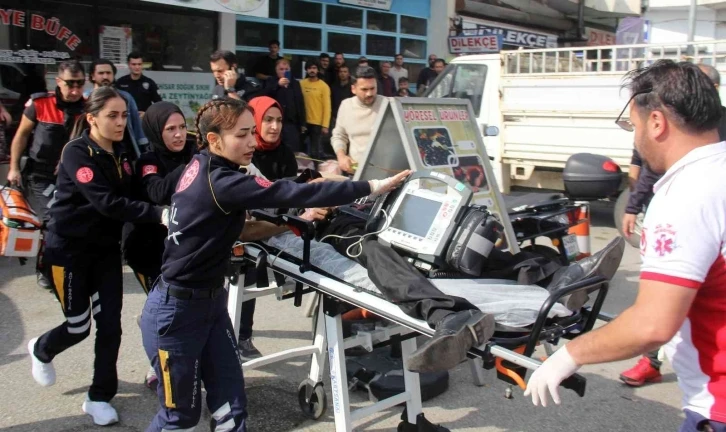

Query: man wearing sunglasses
6,60,87,290
618,63,726,389
524,60,726,431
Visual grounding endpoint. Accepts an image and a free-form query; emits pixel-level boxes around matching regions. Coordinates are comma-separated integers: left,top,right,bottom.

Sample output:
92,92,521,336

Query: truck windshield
425,64,487,116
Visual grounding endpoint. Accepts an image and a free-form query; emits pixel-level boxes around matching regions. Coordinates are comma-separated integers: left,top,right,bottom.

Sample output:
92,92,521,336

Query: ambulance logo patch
254,176,273,188
76,167,94,184
177,159,200,192
142,165,158,177
652,223,677,257
123,161,132,176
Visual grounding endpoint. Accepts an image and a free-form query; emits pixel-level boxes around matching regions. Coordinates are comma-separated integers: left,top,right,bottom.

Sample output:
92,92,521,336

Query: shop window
237,21,279,48
326,5,363,28
366,34,395,57
269,0,280,19
327,33,361,55
284,0,322,24
400,16,427,36
285,54,321,80
236,50,267,77
367,11,396,32
400,39,426,61
284,26,321,51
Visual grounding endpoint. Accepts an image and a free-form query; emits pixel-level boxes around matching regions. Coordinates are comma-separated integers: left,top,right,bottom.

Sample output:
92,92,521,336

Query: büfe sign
448,35,502,54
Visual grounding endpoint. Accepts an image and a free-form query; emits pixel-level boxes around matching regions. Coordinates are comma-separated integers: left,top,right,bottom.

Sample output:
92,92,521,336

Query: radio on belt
376,171,473,269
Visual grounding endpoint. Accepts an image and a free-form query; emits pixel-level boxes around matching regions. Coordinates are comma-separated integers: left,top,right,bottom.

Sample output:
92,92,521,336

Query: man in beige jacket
332,66,386,174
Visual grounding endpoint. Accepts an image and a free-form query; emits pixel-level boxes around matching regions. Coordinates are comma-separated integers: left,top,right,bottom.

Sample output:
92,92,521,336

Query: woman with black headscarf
122,101,195,389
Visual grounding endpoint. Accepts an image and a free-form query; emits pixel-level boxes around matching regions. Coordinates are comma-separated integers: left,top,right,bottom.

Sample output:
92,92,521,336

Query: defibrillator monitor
377,171,473,267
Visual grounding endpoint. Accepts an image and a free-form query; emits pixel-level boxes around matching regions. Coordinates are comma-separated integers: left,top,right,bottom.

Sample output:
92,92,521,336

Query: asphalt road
0,200,683,431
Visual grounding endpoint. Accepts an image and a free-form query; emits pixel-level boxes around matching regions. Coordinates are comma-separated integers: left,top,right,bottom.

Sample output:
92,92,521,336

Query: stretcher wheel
298,381,327,420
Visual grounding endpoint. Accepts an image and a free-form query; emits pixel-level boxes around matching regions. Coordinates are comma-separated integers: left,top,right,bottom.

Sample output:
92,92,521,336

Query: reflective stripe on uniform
51,266,65,309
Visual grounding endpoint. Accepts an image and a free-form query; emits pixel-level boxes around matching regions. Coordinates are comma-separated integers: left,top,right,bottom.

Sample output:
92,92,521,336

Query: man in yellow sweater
300,62,331,158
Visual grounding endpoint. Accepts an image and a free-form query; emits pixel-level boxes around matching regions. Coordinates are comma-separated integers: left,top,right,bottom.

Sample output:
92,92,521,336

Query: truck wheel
522,244,561,262
614,189,641,249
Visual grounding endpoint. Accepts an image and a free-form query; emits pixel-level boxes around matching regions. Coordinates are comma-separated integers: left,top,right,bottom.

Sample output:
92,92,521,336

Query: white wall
429,0,456,61
218,13,237,52
645,7,718,43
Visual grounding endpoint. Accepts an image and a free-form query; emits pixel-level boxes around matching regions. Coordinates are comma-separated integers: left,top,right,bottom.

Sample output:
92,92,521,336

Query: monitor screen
389,194,442,238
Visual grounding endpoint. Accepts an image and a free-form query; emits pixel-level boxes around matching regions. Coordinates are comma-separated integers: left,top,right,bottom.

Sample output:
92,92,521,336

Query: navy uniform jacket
161,150,371,289
47,130,163,246
122,142,195,273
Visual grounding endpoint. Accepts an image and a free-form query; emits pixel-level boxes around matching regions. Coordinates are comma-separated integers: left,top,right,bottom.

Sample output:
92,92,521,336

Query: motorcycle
503,152,624,263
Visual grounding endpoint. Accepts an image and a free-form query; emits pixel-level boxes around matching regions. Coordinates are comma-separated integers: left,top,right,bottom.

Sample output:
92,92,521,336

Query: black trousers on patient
320,213,563,328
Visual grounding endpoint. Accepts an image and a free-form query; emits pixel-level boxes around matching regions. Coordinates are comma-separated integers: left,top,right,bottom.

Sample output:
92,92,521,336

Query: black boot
548,237,625,310
406,310,494,374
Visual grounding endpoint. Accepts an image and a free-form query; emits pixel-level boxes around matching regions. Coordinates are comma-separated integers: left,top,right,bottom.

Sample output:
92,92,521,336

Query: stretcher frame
227,240,610,432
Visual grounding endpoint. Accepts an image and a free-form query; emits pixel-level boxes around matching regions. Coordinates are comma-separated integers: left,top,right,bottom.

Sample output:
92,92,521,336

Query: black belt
167,285,223,300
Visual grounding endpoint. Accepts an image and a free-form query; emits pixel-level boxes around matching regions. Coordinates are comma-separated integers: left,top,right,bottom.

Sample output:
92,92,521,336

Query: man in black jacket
330,65,353,130
263,58,306,152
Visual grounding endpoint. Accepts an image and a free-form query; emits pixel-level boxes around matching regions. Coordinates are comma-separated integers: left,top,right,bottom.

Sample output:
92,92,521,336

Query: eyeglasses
615,89,652,132
59,78,85,89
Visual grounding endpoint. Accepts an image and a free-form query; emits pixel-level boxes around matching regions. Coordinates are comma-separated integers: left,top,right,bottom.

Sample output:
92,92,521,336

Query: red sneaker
619,357,662,387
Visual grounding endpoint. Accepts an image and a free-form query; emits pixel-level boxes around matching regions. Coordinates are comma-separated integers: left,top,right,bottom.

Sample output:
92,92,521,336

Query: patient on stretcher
238,166,625,373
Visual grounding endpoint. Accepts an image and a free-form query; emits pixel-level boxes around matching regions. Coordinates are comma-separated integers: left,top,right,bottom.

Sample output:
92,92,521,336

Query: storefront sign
448,34,501,54
585,28,616,46
339,0,393,11
145,71,213,131
140,0,268,17
99,26,132,66
0,49,69,65
0,8,82,51
461,20,556,49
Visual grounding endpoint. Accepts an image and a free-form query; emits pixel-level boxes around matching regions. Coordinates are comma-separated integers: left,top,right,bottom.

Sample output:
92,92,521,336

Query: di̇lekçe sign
448,34,502,54
0,9,82,51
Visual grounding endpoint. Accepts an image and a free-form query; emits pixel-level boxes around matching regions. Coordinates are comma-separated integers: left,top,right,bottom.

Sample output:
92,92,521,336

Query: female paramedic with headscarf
27,87,167,427
139,98,409,432
122,101,195,389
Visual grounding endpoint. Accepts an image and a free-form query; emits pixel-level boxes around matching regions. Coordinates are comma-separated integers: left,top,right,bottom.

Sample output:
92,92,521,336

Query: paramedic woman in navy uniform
26,87,167,426
140,98,409,432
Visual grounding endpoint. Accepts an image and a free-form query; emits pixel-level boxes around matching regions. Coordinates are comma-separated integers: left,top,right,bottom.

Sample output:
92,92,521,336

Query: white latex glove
368,170,412,197
161,208,170,227
523,345,580,407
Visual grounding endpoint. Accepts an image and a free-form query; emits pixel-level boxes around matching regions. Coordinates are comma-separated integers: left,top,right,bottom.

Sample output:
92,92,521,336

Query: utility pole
687,0,697,58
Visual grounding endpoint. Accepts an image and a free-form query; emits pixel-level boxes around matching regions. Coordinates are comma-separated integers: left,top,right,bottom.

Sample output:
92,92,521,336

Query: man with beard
332,66,386,174
416,54,439,95
524,60,726,432
6,61,87,289
86,59,147,156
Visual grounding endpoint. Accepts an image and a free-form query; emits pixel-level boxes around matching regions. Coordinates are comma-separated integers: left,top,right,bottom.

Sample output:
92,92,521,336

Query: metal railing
502,40,726,75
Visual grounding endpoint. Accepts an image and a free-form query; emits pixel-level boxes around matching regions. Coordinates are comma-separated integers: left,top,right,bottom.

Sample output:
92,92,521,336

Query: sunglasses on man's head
60,79,85,88
615,89,652,132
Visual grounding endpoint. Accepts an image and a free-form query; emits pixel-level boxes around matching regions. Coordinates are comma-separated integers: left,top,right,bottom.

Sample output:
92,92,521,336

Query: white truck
425,40,726,194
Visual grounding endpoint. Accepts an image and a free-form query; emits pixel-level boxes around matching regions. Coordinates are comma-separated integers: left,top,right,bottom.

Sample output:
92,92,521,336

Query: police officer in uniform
27,87,167,426
6,60,86,289
140,98,409,432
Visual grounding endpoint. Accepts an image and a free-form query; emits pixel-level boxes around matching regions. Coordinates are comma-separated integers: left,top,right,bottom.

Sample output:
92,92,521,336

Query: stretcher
226,210,610,432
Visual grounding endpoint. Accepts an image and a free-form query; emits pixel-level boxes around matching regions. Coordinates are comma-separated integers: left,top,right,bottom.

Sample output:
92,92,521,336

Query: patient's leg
361,239,478,327
321,213,478,327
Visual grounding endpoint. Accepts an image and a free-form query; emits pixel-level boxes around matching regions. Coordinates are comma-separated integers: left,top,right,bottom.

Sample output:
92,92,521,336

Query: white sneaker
28,337,56,387
82,397,119,426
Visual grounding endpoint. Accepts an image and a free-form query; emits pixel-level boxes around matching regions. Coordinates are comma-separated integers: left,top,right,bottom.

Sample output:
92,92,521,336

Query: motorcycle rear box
563,153,623,200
